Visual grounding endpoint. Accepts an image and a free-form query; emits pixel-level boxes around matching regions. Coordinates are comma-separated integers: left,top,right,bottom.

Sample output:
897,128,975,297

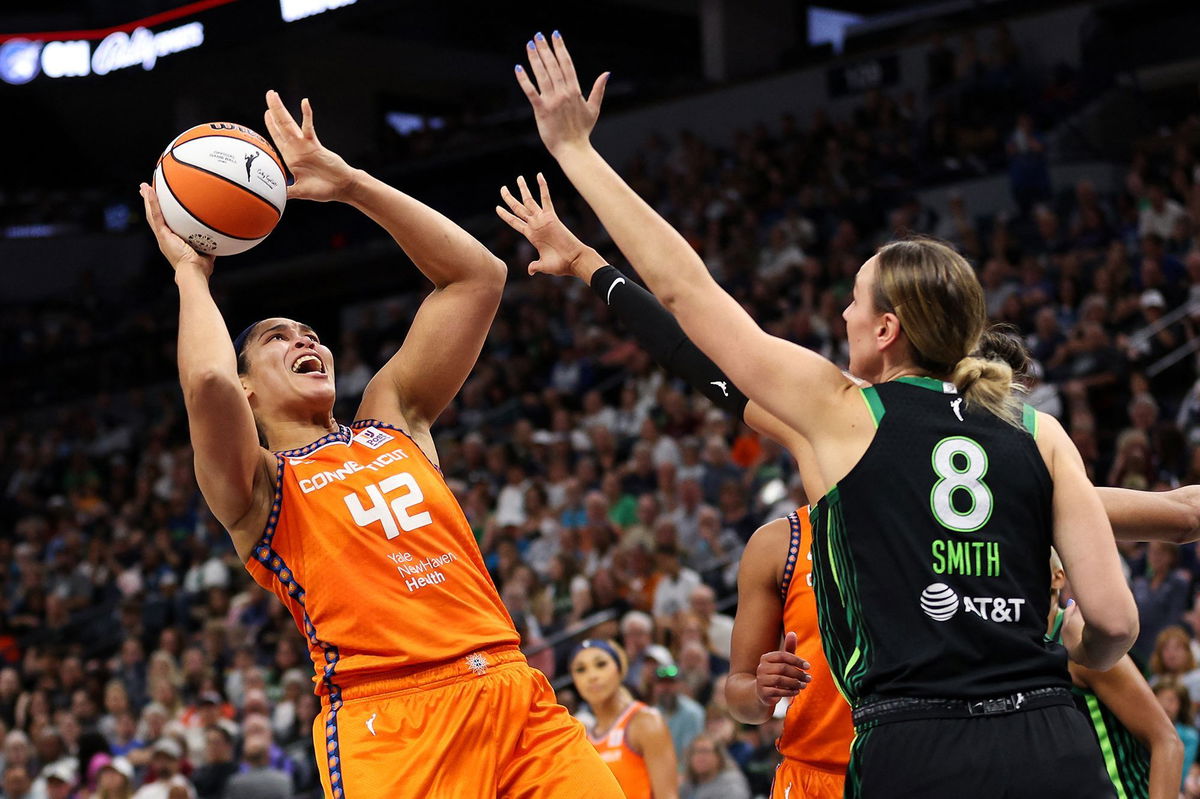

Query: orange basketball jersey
589,701,654,799
245,419,519,699
776,508,855,773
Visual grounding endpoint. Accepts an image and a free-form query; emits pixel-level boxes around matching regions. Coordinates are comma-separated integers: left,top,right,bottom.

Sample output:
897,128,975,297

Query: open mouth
291,354,326,375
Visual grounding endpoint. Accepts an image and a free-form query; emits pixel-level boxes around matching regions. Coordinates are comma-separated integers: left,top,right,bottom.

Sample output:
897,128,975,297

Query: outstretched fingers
500,185,532,221
264,90,302,144
495,204,527,235
514,64,541,106
587,72,610,115
516,175,539,210
549,31,579,91
524,39,555,97
536,173,555,214
532,32,566,92
300,97,317,140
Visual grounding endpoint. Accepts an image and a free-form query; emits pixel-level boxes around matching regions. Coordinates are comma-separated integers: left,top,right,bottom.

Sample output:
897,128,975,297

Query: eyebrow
258,323,317,342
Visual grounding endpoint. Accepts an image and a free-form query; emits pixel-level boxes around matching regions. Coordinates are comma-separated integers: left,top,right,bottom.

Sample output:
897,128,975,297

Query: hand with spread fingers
495,173,605,280
514,31,610,158
139,182,215,277
262,90,359,202
755,631,812,706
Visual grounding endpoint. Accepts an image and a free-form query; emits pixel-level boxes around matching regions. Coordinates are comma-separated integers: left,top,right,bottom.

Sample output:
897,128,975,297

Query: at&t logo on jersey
920,582,1026,623
921,583,959,621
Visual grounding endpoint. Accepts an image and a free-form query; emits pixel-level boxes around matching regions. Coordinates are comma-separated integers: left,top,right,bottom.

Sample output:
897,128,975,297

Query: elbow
181,368,241,405
481,252,508,289
1091,613,1140,664
1170,487,1200,544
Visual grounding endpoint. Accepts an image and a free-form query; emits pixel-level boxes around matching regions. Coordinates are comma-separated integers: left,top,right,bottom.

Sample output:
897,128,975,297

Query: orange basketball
152,122,288,256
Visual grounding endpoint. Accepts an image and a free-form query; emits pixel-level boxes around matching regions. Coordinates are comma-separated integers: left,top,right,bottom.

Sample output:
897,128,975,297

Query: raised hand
262,90,358,202
514,31,610,158
140,182,215,277
755,631,812,706
496,173,603,279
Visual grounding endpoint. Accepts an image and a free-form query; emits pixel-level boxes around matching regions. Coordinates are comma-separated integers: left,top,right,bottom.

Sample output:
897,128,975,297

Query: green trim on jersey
845,727,873,799
1022,404,1039,437
1049,610,1150,799
860,387,885,428
1086,693,1132,799
895,375,956,392
811,486,872,703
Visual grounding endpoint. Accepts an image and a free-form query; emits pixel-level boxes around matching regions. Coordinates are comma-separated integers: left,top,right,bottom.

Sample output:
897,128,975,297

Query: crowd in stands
4,22,1200,799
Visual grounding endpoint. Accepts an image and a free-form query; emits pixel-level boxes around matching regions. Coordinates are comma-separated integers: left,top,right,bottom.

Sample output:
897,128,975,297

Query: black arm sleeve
590,264,749,420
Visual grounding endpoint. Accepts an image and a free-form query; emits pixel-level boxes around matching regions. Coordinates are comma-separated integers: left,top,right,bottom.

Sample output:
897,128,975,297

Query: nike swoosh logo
366,713,377,736
606,277,626,304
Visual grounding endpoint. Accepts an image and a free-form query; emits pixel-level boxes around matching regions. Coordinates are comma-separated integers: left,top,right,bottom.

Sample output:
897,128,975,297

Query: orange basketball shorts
771,757,846,799
313,646,624,798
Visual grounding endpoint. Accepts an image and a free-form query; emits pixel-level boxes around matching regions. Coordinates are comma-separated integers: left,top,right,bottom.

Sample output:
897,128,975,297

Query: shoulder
741,514,796,588
628,703,667,735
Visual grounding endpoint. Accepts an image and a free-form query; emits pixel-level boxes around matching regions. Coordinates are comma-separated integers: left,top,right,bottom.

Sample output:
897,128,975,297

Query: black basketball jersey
810,376,1070,705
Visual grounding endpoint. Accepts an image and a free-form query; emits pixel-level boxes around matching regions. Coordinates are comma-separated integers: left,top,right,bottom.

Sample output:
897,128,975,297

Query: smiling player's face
242,317,337,414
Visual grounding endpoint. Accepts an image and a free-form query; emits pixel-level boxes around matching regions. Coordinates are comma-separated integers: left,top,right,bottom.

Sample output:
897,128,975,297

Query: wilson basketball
152,122,287,256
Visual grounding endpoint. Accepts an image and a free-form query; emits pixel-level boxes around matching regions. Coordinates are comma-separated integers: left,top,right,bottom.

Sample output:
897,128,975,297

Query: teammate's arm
140,184,270,562
1070,658,1184,799
263,92,506,453
495,173,821,488
1037,413,1139,669
1099,485,1200,544
726,519,809,725
626,710,680,799
513,33,853,447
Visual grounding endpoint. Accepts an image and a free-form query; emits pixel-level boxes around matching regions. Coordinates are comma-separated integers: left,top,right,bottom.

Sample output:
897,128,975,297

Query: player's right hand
140,182,215,277
495,173,604,280
514,31,609,159
755,631,812,706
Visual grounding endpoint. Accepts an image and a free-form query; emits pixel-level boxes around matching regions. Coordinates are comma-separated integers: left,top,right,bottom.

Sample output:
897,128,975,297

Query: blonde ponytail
949,355,1022,427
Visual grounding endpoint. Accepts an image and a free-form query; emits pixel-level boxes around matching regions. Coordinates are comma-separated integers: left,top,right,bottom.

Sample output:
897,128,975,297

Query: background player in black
510,32,1137,798
1046,549,1183,799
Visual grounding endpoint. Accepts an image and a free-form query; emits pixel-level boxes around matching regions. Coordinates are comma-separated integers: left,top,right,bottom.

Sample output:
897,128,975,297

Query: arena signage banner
0,21,205,84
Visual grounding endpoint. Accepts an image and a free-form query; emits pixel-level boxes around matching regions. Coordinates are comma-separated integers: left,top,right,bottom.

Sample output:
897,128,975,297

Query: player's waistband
851,686,1073,728
326,644,525,704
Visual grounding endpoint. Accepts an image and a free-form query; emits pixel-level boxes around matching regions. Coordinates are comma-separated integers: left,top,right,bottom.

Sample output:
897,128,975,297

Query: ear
240,376,255,402
876,311,903,351
1050,568,1067,592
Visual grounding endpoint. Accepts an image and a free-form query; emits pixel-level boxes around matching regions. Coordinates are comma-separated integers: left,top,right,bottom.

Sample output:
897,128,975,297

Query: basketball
152,122,287,256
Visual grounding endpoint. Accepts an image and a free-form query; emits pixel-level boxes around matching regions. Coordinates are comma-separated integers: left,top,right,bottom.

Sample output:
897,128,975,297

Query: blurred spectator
652,665,705,764
1132,543,1193,661
222,732,289,799
130,738,193,798
688,586,734,661
189,727,236,799
1148,626,1200,703
1007,113,1051,216
679,733,751,799
1153,680,1198,791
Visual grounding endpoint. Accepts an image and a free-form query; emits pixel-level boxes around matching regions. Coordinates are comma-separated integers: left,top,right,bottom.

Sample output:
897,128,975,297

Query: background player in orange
569,640,678,799
138,90,623,799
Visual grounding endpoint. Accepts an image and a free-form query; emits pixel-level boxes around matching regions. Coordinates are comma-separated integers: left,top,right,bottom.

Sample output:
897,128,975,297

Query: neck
263,416,339,452
591,690,632,729
876,363,928,384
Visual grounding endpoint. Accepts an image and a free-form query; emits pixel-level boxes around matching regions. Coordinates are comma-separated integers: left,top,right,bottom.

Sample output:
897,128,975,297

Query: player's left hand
496,173,603,280
263,90,358,202
754,631,811,706
514,31,609,159
140,182,215,276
